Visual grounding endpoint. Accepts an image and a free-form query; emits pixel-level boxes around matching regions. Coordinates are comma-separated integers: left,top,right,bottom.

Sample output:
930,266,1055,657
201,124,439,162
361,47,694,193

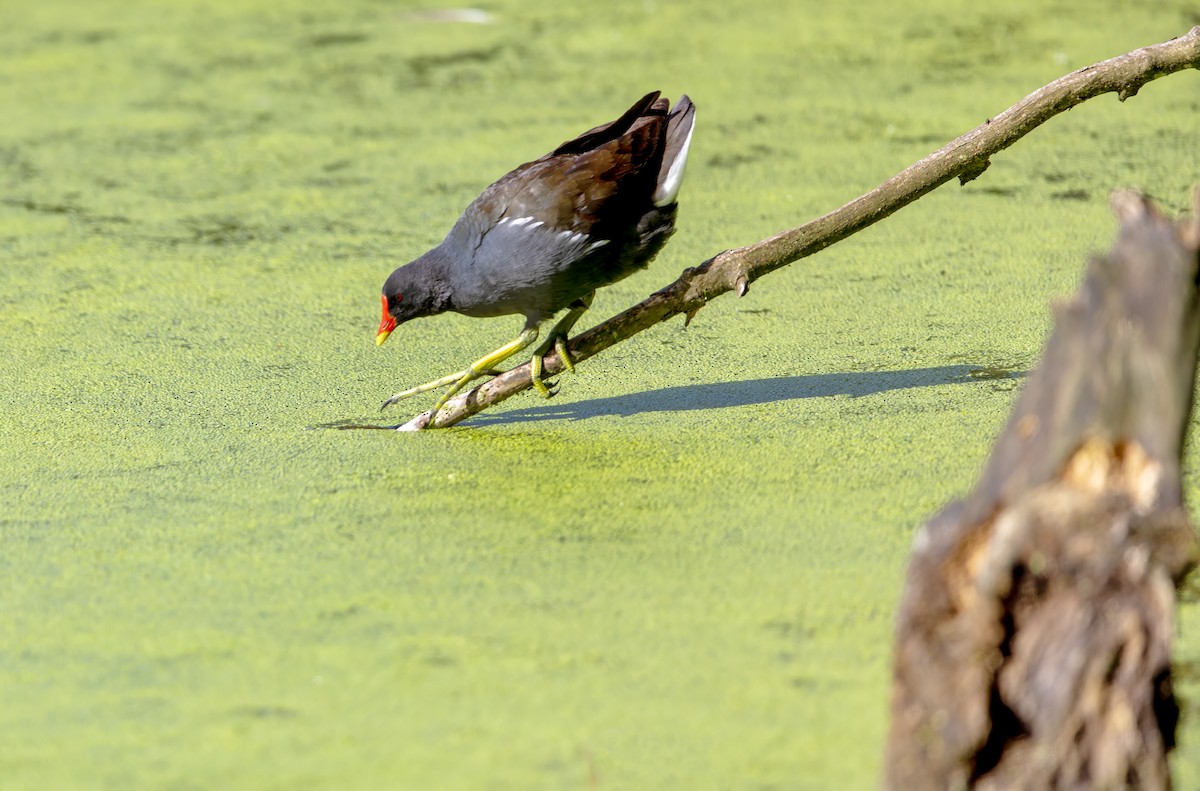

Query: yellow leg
528,294,593,398
381,326,540,417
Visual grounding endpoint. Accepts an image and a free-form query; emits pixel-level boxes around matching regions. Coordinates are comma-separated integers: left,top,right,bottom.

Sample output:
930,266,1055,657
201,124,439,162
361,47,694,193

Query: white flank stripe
509,216,534,226
557,229,589,245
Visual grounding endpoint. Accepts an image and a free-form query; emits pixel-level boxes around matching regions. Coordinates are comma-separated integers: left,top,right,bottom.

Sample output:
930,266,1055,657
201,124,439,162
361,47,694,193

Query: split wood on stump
886,191,1200,790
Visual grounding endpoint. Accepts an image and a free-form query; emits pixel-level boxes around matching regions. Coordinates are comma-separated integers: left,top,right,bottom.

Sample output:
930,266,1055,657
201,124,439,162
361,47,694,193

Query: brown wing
470,93,671,236
549,91,663,156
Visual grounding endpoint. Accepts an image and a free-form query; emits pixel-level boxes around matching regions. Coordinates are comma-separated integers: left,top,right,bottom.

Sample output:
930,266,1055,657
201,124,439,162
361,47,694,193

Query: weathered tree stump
886,191,1200,790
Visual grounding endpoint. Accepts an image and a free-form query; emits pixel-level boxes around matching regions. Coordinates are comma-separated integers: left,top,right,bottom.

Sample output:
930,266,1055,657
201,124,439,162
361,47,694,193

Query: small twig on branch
402,26,1200,430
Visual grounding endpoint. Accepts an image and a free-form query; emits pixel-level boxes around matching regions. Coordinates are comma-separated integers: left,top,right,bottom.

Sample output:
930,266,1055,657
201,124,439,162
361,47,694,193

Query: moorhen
376,91,696,423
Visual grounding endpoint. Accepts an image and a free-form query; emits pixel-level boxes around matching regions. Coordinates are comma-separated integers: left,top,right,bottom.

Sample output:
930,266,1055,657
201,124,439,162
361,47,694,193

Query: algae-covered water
3,1,1199,787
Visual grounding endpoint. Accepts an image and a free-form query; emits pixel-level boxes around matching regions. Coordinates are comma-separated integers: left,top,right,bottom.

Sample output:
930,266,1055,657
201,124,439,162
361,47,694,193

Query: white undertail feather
652,97,696,207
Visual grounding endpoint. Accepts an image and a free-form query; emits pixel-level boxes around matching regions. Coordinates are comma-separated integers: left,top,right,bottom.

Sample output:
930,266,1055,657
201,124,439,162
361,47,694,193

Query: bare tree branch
399,26,1200,430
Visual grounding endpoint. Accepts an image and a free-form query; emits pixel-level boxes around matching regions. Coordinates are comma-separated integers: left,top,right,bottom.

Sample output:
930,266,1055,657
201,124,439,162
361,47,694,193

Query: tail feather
553,91,663,157
653,95,695,207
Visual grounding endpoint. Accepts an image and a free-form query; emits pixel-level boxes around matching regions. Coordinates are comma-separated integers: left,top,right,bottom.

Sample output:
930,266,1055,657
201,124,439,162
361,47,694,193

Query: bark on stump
886,192,1200,790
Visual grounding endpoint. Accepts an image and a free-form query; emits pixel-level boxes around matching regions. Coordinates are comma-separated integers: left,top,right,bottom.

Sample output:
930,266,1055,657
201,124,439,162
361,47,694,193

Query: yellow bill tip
376,294,397,346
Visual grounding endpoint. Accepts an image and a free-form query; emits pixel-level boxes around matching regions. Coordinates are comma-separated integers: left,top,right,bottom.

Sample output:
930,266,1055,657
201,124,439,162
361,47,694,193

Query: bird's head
375,256,449,347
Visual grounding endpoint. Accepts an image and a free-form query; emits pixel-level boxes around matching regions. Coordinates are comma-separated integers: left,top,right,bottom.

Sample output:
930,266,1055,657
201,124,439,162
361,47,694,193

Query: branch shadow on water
470,363,1023,426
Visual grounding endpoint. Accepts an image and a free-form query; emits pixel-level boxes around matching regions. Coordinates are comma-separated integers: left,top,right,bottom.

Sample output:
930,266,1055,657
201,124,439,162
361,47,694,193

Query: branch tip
397,412,429,431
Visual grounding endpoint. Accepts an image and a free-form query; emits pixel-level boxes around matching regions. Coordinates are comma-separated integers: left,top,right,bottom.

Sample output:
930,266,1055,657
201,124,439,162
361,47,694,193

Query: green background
2,1,1198,787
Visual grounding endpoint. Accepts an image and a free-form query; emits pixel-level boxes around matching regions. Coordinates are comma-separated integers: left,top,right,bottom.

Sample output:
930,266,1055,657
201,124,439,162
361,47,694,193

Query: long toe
381,387,432,410
381,392,412,410
380,368,472,410
531,376,558,399
554,335,576,374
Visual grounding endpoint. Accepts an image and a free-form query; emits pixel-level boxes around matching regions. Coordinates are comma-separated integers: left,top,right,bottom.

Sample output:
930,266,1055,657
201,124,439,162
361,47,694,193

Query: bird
375,90,696,425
